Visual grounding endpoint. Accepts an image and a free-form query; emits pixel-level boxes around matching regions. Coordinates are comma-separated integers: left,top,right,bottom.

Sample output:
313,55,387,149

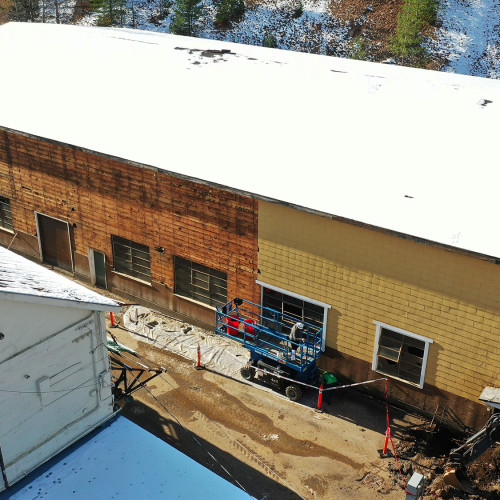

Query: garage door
36,213,73,272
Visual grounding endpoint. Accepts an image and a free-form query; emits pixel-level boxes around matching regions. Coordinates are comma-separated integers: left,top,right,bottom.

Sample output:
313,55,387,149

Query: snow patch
0,247,120,309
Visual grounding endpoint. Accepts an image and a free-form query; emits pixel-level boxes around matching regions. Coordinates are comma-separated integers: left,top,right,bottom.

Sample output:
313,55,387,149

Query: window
112,235,151,282
0,196,13,231
258,283,330,351
372,321,433,388
174,256,227,308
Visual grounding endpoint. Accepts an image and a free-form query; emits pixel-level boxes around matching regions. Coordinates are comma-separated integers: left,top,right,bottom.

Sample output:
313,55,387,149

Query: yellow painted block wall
258,201,500,402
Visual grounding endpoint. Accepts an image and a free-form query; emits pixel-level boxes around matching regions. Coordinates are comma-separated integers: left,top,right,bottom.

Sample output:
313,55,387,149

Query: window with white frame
257,281,330,350
372,321,432,388
262,287,324,333
0,196,13,231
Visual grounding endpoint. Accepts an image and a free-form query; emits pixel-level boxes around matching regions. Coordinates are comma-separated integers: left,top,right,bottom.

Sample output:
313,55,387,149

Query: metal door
36,213,73,272
94,250,107,289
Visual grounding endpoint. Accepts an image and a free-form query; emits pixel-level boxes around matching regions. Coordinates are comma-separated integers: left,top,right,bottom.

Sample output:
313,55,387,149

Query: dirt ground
104,306,500,500
111,322,411,499
99,303,490,500
328,0,403,59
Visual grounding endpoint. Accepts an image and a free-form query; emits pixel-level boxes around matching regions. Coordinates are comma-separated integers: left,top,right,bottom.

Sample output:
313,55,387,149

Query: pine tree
170,0,205,36
214,0,245,29
10,0,39,21
91,0,127,26
158,0,172,18
262,32,278,48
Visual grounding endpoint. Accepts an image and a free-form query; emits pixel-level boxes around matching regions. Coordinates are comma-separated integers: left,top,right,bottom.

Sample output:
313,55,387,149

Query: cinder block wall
0,129,260,324
259,201,500,428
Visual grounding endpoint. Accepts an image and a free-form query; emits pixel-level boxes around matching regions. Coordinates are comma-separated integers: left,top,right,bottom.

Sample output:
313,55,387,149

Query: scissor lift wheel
241,364,255,380
285,384,302,402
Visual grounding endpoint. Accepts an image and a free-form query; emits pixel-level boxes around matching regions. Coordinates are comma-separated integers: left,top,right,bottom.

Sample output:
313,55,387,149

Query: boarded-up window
376,327,426,385
174,256,227,308
112,235,151,282
0,196,13,231
262,287,324,335
37,213,73,272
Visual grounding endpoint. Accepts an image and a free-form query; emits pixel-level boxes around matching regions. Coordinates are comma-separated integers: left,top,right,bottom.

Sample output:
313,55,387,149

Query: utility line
115,329,306,500
156,369,305,498
140,383,253,498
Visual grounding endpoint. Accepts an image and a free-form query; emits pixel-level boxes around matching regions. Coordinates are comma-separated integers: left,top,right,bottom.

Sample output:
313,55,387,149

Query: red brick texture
0,128,260,323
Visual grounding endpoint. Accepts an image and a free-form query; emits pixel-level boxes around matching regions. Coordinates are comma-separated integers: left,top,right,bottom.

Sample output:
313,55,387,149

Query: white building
0,246,121,492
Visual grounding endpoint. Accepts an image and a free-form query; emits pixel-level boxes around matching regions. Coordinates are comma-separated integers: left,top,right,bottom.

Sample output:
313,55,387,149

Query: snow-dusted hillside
75,0,352,56
431,0,500,78
6,0,500,77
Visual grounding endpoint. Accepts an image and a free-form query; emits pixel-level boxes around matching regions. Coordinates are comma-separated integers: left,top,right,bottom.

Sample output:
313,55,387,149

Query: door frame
88,248,107,289
35,212,74,271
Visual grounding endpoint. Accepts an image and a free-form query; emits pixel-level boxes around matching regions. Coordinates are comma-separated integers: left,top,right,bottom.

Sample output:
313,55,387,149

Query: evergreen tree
214,0,245,29
10,0,39,21
170,0,205,36
390,0,437,65
158,0,172,18
91,0,127,26
262,32,278,48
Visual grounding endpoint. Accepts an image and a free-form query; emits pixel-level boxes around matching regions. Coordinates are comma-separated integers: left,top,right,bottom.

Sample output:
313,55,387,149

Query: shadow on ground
122,398,301,500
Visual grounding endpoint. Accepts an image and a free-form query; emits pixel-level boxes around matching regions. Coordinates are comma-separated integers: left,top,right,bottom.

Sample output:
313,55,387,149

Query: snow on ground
77,0,351,56
42,0,77,24
201,0,350,56
431,0,500,78
75,0,500,77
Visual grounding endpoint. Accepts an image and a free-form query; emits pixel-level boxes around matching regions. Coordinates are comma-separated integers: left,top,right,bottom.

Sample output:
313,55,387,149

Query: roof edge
3,125,500,264
0,289,121,312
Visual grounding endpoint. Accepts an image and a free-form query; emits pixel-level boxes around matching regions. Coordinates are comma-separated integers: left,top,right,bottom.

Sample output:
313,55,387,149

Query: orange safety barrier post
110,312,118,328
379,379,393,458
314,384,324,413
193,343,204,370
383,429,390,455
377,378,420,497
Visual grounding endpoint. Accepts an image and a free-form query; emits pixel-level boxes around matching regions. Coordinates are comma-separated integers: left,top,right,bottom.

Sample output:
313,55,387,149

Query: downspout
89,312,101,409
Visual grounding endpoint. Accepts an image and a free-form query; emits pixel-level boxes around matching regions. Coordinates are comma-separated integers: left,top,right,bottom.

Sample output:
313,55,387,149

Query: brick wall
258,201,500,428
0,128,260,324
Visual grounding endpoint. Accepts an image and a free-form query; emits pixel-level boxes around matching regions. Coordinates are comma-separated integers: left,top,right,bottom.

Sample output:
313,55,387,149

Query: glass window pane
376,326,427,385
0,196,13,231
174,256,227,307
262,288,324,332
112,235,151,282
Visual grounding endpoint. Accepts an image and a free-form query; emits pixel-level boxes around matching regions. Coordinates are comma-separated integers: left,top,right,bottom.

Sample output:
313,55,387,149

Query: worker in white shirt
289,322,304,360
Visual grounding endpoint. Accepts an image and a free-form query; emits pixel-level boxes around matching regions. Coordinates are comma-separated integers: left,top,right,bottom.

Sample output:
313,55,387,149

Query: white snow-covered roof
0,246,120,310
2,23,500,258
2,415,251,499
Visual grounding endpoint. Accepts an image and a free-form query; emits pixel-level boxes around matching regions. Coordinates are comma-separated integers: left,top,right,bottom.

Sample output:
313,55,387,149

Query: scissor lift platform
215,297,323,379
